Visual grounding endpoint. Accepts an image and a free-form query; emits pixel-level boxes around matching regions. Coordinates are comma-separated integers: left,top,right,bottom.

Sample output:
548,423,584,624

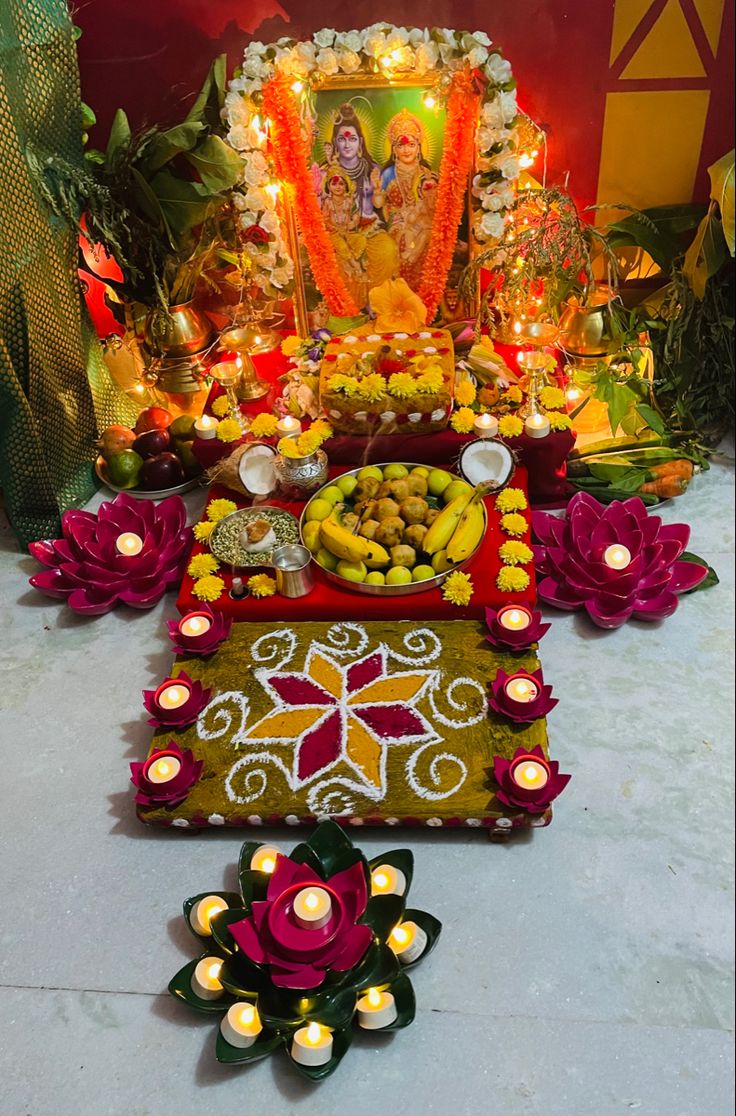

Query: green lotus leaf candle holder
168,821,441,1080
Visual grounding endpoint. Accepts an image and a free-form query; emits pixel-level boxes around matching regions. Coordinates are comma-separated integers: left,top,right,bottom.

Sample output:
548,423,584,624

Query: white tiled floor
1,448,733,1116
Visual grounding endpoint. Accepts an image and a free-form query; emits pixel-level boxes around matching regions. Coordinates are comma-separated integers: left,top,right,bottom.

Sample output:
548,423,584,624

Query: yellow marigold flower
216,417,244,443
548,411,572,431
248,573,277,598
454,379,477,406
416,368,444,393
539,386,566,410
327,373,352,393
193,519,216,542
277,436,302,458
192,574,225,602
387,372,417,399
309,418,334,441
281,335,303,357
296,430,321,456
502,386,523,403
187,553,220,578
495,487,528,513
340,376,362,397
442,570,474,606
207,499,238,522
499,540,534,566
249,413,279,438
500,512,528,537
410,353,442,375
496,566,531,592
211,395,231,418
356,373,387,402
450,407,476,434
498,414,523,437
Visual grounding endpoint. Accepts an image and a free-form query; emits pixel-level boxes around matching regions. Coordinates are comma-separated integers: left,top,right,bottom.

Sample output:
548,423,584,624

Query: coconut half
238,442,277,498
457,438,515,491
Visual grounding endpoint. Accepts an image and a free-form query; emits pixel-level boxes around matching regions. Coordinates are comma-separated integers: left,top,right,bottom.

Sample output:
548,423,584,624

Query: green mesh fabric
0,0,132,550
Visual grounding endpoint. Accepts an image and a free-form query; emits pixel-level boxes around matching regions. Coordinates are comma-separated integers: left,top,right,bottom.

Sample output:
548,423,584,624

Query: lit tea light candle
276,415,302,437
194,414,218,440
250,845,281,874
565,385,583,407
388,921,427,965
291,1022,333,1067
220,1002,263,1048
370,864,407,897
293,887,332,930
497,606,532,632
511,757,550,792
473,413,499,439
356,987,398,1030
190,894,229,936
190,957,225,1001
145,755,182,784
115,532,143,557
178,612,213,639
603,544,632,570
504,676,539,703
524,412,551,439
155,681,191,711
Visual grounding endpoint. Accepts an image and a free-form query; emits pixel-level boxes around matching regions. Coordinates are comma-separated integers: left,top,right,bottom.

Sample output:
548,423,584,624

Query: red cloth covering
177,466,536,622
193,342,574,506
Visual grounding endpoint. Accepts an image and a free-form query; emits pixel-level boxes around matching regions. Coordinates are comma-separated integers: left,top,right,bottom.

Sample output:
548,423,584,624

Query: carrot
647,460,694,482
639,476,689,498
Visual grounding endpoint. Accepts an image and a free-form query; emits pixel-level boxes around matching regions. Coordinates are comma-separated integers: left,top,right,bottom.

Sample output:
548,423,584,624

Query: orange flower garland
418,72,481,320
262,75,360,318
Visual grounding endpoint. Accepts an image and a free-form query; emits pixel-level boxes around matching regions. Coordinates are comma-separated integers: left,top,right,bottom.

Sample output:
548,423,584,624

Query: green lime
383,463,409,479
411,466,430,478
365,571,386,585
357,466,384,483
320,485,343,506
316,548,339,571
412,564,435,581
169,415,197,440
106,449,143,489
336,474,358,498
427,468,454,497
175,440,201,478
336,559,367,583
302,521,322,553
443,479,474,503
305,498,333,522
385,566,412,586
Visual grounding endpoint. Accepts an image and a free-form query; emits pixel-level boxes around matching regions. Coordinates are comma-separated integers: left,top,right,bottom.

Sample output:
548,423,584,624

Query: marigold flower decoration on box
28,493,191,616
532,492,712,629
167,822,441,1081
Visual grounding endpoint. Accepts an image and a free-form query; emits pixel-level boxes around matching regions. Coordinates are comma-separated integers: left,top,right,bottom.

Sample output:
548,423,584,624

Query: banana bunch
319,511,390,568
423,489,485,564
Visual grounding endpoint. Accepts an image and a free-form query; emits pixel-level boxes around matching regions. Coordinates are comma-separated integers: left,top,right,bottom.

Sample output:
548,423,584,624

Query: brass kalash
139,300,215,417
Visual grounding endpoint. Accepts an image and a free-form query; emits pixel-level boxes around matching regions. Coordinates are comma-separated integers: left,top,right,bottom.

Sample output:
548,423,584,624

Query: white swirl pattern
226,752,294,804
197,692,251,746
250,628,297,669
405,744,468,801
387,627,442,666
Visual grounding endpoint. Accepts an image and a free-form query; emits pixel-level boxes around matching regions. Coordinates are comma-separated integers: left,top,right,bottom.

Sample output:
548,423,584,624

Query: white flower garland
225,25,520,301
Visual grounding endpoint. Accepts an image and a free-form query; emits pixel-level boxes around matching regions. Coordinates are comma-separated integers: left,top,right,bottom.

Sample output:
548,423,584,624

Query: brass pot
144,300,213,358
558,286,620,361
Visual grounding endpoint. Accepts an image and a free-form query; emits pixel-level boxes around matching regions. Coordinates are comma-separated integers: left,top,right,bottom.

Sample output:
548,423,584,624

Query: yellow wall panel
610,0,655,64
595,90,711,220
692,0,726,53
621,0,706,76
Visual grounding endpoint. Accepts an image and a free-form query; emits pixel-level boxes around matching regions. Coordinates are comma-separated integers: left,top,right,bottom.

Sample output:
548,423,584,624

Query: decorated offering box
319,330,454,435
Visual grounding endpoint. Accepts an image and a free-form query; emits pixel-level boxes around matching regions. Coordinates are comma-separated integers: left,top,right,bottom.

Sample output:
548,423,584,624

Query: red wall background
75,1,733,209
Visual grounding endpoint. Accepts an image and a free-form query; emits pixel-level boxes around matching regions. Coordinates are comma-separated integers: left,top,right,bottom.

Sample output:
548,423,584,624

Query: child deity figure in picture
314,103,399,307
380,109,438,289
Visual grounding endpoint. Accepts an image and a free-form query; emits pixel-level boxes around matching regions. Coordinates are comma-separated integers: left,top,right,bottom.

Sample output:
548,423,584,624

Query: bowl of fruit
299,463,487,595
95,408,203,498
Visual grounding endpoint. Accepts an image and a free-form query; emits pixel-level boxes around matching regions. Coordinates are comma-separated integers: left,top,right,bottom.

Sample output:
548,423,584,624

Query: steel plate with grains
209,507,300,567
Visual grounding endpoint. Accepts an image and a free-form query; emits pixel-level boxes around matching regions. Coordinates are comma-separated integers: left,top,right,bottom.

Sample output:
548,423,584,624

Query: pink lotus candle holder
532,492,708,629
143,670,212,728
168,605,232,656
28,493,191,615
131,741,204,808
488,667,557,724
492,743,571,813
230,856,373,991
484,605,550,650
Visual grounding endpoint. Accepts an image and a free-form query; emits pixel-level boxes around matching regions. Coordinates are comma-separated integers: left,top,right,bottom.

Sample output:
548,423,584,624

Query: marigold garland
417,73,481,320
262,74,360,317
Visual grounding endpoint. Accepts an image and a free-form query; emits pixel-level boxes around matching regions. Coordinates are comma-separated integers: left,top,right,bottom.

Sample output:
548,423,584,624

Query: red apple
140,452,185,490
134,407,173,434
132,428,172,459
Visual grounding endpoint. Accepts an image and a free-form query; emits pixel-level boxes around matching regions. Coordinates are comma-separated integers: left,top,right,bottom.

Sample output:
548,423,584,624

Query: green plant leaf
168,957,235,1014
636,403,667,435
367,849,414,898
184,134,244,193
216,1026,284,1065
398,909,442,970
182,891,243,946
81,102,96,131
589,463,648,492
683,207,728,298
149,171,217,240
184,53,227,130
103,108,131,173
679,552,719,592
142,121,205,173
593,375,639,436
708,150,734,255
359,895,405,943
